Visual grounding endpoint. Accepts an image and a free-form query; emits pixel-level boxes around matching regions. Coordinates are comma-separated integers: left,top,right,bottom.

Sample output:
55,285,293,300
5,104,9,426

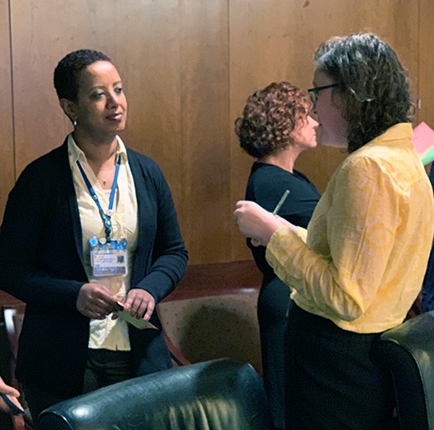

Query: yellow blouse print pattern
266,123,434,333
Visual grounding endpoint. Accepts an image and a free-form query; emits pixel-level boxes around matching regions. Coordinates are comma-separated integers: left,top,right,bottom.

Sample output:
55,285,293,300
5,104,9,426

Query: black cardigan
0,139,188,397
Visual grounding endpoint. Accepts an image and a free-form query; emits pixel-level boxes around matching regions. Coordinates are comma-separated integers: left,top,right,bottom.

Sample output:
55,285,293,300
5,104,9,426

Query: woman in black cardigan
0,49,188,426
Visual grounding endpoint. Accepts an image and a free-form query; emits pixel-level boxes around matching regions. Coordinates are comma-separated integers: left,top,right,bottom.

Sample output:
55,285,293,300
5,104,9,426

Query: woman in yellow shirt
234,33,434,430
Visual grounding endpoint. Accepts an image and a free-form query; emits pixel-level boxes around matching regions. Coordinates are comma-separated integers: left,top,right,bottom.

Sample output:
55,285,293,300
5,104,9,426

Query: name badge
90,237,128,277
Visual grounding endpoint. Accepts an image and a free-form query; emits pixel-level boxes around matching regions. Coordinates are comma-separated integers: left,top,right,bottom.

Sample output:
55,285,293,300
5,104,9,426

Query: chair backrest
38,358,273,430
370,310,434,430
158,261,262,374
158,288,261,373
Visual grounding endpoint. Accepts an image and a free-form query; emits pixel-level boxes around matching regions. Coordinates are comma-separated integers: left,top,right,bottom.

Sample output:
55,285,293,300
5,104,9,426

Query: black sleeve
131,156,188,303
0,159,85,309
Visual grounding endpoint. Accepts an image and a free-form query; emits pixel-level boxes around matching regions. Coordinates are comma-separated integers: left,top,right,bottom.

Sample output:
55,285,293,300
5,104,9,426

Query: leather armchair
38,358,273,430
370,310,434,430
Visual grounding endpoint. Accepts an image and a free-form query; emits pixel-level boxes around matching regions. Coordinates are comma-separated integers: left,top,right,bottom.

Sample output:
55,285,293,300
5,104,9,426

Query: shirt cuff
267,225,306,248
265,226,304,269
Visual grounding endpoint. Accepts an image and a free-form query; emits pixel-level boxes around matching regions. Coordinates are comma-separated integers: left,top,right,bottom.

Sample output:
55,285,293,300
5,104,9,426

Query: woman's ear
331,91,345,110
59,98,78,125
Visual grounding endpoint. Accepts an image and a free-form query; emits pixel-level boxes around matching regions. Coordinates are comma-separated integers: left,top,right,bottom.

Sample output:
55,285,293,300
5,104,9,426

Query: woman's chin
318,133,347,149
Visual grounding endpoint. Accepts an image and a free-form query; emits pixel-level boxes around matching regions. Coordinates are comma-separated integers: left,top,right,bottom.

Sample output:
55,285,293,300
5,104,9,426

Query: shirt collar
67,133,128,165
369,123,413,144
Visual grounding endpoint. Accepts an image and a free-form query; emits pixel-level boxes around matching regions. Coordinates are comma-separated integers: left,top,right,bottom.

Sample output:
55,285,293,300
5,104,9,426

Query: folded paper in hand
117,311,158,330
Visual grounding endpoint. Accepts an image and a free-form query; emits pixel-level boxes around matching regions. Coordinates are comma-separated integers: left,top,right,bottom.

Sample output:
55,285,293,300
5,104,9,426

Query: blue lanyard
76,155,121,242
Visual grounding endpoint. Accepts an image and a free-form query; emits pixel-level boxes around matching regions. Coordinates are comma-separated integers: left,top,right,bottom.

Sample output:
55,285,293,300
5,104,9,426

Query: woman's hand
0,377,22,415
76,283,121,319
234,200,296,246
123,289,155,322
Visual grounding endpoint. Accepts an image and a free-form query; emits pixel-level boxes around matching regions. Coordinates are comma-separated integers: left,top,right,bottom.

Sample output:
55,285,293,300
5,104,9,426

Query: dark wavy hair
314,33,412,153
53,49,112,102
235,81,311,159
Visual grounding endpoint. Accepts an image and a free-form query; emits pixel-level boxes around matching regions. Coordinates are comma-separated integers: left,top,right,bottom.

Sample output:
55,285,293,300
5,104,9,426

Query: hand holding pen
251,189,290,246
234,189,297,246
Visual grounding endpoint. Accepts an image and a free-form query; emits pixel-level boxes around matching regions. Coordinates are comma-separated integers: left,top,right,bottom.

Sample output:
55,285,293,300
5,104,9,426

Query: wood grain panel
178,0,231,263
10,1,71,175
229,0,419,261
0,0,14,222
114,0,181,197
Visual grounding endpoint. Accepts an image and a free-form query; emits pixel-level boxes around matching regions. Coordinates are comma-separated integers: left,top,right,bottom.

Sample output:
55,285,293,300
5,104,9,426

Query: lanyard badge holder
77,156,128,277
89,237,128,277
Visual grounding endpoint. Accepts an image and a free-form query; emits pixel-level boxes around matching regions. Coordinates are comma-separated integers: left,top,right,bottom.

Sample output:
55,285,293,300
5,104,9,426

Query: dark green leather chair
38,358,273,430
371,310,434,430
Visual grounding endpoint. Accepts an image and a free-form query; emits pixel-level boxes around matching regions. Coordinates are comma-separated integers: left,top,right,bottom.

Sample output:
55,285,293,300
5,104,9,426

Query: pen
272,189,290,215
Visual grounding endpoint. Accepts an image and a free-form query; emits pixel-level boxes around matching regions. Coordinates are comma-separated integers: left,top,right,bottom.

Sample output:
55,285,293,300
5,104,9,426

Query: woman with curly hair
234,33,434,429
235,82,320,430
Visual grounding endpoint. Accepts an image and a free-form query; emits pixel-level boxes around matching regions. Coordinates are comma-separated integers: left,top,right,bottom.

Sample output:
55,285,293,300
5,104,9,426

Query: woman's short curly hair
235,82,311,159
53,49,112,102
314,33,412,153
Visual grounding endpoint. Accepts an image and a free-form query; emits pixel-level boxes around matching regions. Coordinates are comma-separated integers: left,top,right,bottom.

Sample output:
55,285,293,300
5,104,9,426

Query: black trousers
24,349,132,429
82,349,133,393
258,276,290,430
284,304,395,430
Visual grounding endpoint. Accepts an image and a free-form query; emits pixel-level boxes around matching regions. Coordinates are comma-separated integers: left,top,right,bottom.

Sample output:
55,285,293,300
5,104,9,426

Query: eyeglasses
307,84,338,104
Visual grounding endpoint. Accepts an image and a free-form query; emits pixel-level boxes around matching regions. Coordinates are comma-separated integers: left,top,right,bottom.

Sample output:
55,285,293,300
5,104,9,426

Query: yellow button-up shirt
266,123,434,333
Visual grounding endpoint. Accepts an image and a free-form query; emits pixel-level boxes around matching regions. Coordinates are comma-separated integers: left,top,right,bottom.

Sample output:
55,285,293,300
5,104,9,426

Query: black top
245,162,320,279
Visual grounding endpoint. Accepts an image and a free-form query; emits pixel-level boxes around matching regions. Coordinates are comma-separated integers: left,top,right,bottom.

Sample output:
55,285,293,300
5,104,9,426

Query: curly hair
53,49,112,102
235,82,311,159
314,33,411,153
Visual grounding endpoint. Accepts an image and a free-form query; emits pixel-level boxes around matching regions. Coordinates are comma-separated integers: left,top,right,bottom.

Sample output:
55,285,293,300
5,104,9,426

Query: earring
73,119,77,127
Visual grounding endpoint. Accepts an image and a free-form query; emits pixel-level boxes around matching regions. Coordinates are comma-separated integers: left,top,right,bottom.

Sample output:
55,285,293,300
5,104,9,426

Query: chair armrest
370,311,434,430
163,332,191,367
156,305,190,367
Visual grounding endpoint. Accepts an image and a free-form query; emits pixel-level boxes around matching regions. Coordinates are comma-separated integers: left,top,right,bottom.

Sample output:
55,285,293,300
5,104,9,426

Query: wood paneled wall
0,0,430,265
0,0,14,226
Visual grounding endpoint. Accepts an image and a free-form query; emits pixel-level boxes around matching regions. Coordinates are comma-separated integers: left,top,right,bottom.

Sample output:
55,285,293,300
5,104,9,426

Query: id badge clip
90,237,128,277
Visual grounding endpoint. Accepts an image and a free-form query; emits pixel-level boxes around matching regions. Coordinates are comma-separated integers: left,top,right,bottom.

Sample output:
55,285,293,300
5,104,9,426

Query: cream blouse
68,134,138,350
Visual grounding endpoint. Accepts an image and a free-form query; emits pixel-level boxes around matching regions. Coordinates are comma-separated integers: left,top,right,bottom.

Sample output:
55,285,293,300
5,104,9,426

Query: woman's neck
73,131,118,168
258,146,301,173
